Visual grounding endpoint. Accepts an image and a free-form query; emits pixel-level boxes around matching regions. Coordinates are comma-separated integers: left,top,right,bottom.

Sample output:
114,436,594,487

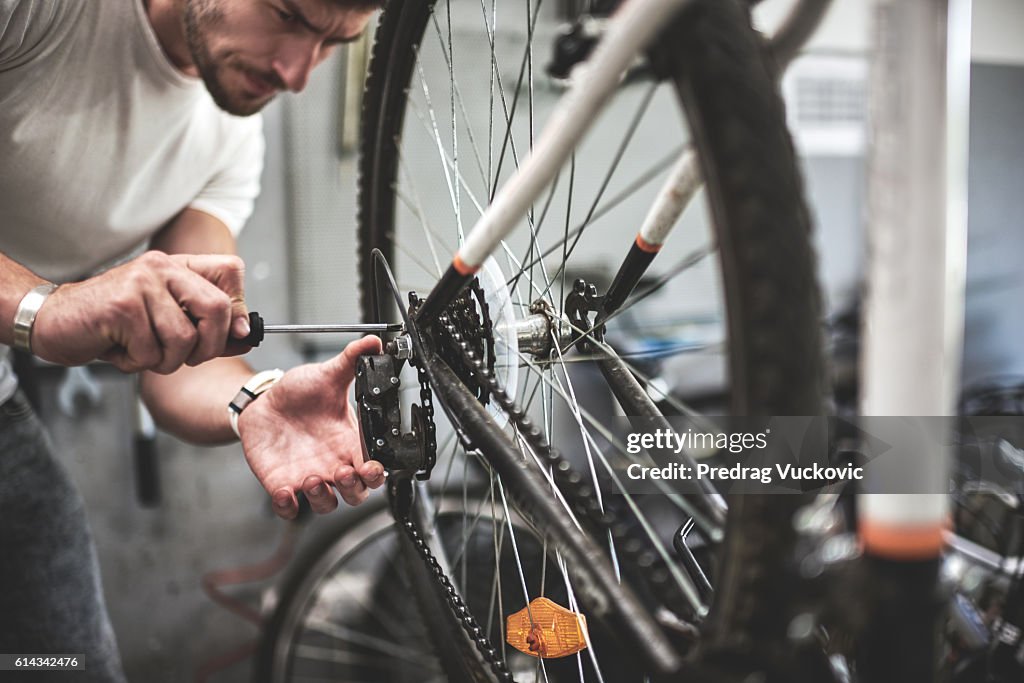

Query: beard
183,0,281,116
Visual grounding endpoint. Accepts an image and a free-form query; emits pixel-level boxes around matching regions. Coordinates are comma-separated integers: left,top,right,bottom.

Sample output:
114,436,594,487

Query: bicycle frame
857,0,971,677
410,0,833,544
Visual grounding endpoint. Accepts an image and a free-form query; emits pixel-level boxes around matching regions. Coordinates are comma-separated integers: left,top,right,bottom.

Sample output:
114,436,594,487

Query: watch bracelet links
12,283,59,354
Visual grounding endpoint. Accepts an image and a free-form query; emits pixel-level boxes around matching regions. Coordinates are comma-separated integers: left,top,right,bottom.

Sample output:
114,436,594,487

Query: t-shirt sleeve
0,0,63,67
188,114,265,237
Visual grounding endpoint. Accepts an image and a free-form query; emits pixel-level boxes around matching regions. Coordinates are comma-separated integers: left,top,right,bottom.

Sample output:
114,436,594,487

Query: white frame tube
859,0,971,547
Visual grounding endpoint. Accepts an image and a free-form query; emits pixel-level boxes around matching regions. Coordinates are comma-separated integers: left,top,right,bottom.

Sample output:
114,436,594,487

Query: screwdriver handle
238,311,266,347
185,310,266,349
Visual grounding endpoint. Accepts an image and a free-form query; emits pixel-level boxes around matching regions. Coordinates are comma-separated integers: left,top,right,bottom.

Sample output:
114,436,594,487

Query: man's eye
275,9,297,23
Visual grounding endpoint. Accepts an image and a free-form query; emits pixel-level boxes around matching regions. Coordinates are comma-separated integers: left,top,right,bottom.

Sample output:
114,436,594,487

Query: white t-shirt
0,0,265,402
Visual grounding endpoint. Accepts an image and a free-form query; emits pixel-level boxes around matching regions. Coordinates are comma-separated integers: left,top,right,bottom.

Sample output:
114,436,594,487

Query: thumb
172,254,250,338
330,335,384,389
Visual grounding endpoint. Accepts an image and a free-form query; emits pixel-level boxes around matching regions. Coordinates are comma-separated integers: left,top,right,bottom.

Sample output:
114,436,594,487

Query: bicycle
252,0,993,681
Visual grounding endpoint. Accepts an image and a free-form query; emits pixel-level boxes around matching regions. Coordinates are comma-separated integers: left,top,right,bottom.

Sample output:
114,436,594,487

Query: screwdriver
237,312,403,347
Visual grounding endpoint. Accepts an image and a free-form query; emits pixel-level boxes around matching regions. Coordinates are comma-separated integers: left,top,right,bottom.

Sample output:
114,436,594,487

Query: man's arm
140,208,386,517
2,244,243,372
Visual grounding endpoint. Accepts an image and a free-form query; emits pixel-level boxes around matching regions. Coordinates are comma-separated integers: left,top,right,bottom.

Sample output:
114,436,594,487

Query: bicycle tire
356,0,825,678
253,492,630,682
251,497,439,683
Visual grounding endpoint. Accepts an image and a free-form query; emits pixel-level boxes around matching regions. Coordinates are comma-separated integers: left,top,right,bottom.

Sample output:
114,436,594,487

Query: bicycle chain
390,290,515,682
435,315,695,621
405,280,493,478
392,503,517,682
406,291,438,479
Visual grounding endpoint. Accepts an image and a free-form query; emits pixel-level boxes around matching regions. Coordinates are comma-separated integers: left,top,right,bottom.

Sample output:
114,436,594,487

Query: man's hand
237,335,387,519
32,250,249,373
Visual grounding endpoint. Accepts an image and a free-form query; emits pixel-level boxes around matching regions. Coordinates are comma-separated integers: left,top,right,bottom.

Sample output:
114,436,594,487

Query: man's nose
271,42,320,93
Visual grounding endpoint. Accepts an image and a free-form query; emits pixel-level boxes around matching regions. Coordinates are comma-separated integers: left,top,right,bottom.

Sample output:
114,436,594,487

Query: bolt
391,428,400,436
390,376,400,385
375,438,385,448
787,612,816,642
372,387,381,395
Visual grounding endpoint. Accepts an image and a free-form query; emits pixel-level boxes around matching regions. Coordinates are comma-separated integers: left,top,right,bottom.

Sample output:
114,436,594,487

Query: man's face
184,0,376,116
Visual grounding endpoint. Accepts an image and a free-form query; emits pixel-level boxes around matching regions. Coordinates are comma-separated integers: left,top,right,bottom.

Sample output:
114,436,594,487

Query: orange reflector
506,597,588,659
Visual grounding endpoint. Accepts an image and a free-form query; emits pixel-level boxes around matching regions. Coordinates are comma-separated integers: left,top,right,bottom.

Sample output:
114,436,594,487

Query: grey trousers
0,391,127,682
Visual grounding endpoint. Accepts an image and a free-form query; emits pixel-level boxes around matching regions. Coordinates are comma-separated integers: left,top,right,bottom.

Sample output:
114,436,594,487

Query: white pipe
859,0,970,540
637,148,702,248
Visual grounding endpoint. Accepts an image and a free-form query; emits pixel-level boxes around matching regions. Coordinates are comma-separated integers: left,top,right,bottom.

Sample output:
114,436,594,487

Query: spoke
546,335,624,581
408,98,488,216
447,488,493,571
510,167,563,297
539,83,660,299
313,547,417,641
556,552,606,683
527,341,723,365
462,454,471,597
549,332,605,513
397,153,448,276
507,145,686,285
433,430,463,521
302,619,436,665
497,237,553,302
387,223,447,282
488,0,545,202
489,470,509,660
496,478,544,632
415,61,464,240
427,10,490,192
443,0,462,242
510,347,709,613
482,0,496,183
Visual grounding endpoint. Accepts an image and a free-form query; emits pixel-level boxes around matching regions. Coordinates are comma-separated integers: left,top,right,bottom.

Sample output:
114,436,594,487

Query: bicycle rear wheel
356,0,825,679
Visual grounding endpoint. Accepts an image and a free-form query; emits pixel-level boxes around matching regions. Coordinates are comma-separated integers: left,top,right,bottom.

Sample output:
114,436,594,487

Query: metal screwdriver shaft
261,323,403,334
238,312,403,348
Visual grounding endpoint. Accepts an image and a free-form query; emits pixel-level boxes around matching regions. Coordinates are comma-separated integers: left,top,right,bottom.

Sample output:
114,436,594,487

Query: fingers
142,289,198,374
334,464,369,506
30,252,246,372
165,273,232,366
358,460,387,490
269,469,379,519
173,254,250,340
301,475,339,515
271,488,298,521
